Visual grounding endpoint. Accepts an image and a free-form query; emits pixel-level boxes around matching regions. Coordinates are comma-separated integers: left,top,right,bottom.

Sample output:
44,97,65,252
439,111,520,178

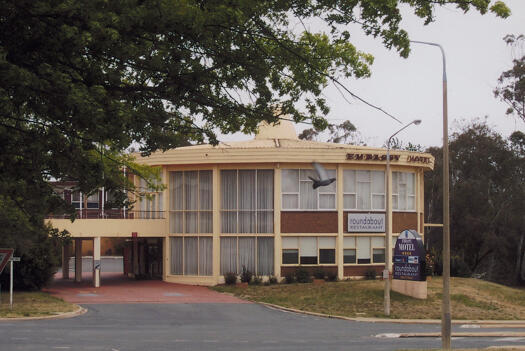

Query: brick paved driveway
44,273,249,304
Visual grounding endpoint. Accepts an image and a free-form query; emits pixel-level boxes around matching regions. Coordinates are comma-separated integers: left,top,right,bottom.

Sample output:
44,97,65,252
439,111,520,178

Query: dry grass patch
212,277,525,320
0,291,77,318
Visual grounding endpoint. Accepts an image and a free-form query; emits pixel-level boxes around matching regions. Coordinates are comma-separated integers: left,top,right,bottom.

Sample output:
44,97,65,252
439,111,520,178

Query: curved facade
51,121,434,286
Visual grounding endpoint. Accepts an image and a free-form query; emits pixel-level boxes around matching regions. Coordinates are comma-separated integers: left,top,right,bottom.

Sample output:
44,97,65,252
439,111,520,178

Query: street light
410,40,451,350
384,119,421,317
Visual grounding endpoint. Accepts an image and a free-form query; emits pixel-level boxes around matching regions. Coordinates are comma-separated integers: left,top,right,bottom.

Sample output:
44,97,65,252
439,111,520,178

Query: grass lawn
0,291,77,318
212,277,525,320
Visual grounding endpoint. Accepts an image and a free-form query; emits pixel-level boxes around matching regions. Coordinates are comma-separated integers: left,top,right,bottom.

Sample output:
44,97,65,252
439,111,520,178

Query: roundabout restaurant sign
393,230,426,281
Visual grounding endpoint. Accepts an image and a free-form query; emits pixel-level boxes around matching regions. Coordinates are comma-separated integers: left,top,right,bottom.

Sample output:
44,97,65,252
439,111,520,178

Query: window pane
319,249,335,264
357,237,371,260
185,171,198,210
184,237,198,275
198,237,213,276
257,211,274,233
170,172,183,210
372,194,385,210
185,211,198,233
343,194,356,209
357,181,371,209
221,212,237,233
371,237,385,247
407,173,415,195
199,171,212,210
371,171,385,193
282,236,298,249
343,236,355,248
238,237,255,273
373,248,385,263
282,249,298,264
257,237,274,275
282,194,299,209
239,170,255,210
300,181,317,209
319,237,336,248
319,194,335,209
220,237,237,274
300,169,317,181
170,212,183,233
170,237,183,275
257,170,274,210
407,195,415,211
221,170,237,210
319,169,336,193
281,169,299,192
343,170,356,193
300,237,317,264
199,211,213,233
343,249,356,264
238,211,256,233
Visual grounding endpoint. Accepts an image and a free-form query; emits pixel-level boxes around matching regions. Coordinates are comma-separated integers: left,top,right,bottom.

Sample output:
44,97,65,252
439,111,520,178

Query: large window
343,236,385,264
281,169,336,210
72,191,100,209
221,170,274,233
170,236,212,276
220,237,274,275
138,176,164,219
392,172,416,211
170,171,212,233
343,170,385,210
281,236,336,265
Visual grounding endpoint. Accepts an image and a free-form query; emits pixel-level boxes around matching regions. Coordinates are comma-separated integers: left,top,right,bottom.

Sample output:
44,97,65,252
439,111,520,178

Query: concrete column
133,237,139,277
337,164,344,281
212,166,220,283
93,237,101,287
74,238,82,283
273,165,282,279
62,242,70,280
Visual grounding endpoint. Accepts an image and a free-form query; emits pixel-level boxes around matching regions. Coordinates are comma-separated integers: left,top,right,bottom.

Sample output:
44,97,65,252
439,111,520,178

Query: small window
357,258,371,264
373,248,385,263
319,249,335,264
344,249,356,264
282,249,299,264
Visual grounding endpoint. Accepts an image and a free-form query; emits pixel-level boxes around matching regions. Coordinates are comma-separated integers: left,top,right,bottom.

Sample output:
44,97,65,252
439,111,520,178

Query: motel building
49,120,434,287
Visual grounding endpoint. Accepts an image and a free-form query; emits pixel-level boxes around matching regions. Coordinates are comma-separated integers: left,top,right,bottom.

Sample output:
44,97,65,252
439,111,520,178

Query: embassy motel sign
346,152,431,164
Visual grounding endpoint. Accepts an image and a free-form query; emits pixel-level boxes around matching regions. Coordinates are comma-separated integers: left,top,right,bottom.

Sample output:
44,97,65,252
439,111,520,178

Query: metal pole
384,120,421,316
411,40,451,350
10,260,13,310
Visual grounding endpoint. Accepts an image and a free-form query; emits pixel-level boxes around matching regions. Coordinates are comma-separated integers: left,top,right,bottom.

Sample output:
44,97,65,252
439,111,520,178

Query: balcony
47,210,168,238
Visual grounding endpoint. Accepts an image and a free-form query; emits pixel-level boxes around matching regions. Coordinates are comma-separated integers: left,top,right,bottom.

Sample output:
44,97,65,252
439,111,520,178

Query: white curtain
238,237,255,273
257,237,274,275
343,170,356,209
300,180,317,209
372,171,385,210
257,170,274,233
170,212,183,233
184,172,198,232
184,237,198,275
170,172,183,210
300,237,317,257
221,171,237,233
282,194,299,209
357,237,371,260
281,169,299,210
199,211,213,234
357,171,371,209
220,237,237,274
199,237,213,276
239,171,256,233
199,171,213,233
170,237,183,275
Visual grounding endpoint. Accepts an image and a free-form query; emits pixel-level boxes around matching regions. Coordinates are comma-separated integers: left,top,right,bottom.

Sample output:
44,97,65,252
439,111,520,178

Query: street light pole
410,40,451,350
384,119,421,317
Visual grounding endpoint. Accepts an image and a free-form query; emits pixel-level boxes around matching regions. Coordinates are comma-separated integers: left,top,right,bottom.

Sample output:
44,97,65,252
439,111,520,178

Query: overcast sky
221,0,525,149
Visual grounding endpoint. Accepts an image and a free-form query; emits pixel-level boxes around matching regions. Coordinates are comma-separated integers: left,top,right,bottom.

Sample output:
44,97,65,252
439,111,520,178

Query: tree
298,120,365,144
425,122,525,285
494,34,525,122
0,1,510,288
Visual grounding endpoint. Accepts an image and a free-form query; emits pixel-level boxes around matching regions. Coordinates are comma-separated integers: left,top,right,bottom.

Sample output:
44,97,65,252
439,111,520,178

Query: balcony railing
47,210,166,220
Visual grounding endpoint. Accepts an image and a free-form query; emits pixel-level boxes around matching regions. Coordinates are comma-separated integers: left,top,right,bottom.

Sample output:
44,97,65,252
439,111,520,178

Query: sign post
8,256,20,310
0,248,14,306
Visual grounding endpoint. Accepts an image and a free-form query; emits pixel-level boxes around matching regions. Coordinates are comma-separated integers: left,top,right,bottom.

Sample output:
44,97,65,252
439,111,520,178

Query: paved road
1,303,524,351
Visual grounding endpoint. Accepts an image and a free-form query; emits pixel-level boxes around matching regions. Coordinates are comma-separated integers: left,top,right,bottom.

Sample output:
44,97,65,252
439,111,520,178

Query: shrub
224,272,237,285
295,267,312,283
250,275,263,285
240,266,253,283
313,268,325,280
364,268,377,280
326,271,338,282
268,275,278,285
451,256,471,277
284,272,295,284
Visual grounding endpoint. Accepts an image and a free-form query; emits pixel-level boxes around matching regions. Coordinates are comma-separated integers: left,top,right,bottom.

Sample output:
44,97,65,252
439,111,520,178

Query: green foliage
313,268,326,279
268,275,279,285
240,266,253,283
451,256,472,278
224,272,237,285
295,268,312,283
364,268,377,280
425,121,525,285
284,272,296,284
250,275,263,286
326,271,338,282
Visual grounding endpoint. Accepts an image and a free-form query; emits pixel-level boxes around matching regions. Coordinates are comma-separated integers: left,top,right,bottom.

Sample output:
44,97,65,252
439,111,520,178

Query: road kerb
257,301,525,326
0,305,87,321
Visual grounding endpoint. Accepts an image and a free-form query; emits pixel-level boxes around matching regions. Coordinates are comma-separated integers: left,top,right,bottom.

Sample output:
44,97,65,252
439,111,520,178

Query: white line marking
375,333,401,338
